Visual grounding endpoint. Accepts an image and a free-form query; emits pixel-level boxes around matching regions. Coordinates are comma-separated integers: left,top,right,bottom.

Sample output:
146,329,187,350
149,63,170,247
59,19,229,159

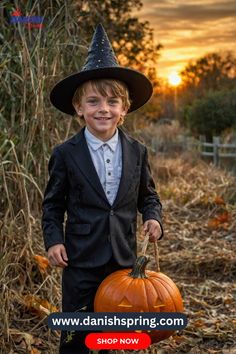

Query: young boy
42,24,163,354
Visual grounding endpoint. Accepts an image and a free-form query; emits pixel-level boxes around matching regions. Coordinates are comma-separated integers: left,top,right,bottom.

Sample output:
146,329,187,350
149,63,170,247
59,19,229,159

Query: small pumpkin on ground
94,255,184,343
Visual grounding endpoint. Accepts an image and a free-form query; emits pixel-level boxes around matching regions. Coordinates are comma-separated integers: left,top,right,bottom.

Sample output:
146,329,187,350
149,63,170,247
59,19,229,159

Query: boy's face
74,82,127,141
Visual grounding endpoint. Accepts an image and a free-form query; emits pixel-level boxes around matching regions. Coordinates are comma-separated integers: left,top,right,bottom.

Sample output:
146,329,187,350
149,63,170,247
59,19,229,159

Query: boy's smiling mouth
94,117,112,120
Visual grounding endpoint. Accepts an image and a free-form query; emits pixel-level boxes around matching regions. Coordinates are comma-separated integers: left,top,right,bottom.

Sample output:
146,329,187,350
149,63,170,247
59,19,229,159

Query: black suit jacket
42,127,163,268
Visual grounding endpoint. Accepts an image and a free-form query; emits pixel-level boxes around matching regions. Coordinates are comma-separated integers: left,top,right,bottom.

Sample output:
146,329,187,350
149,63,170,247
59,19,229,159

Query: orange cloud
134,0,236,78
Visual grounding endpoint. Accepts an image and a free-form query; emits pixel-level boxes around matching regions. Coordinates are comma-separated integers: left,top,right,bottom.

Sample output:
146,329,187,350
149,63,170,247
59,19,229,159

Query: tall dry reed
0,1,87,351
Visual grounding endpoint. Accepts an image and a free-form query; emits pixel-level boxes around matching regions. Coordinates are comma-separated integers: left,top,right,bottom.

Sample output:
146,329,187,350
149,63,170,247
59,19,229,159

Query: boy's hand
47,244,68,268
143,219,162,242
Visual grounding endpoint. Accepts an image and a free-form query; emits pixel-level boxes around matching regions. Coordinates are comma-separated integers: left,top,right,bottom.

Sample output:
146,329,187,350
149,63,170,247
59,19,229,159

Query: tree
180,51,236,102
184,88,236,141
74,0,162,85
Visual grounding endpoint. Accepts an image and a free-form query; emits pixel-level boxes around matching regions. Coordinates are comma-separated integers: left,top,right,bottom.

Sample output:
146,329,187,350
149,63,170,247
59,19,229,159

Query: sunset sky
134,0,236,79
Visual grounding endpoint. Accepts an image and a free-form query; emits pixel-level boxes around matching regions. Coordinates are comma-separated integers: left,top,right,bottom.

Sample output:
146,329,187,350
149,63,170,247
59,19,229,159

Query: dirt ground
1,154,236,353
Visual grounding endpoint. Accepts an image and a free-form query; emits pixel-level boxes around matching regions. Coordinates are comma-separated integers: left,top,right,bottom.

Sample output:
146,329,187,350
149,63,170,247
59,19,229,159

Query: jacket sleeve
137,147,164,239
42,147,68,251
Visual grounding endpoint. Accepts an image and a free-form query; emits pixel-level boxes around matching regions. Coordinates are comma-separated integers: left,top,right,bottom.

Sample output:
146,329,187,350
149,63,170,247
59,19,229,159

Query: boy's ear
122,108,128,116
74,104,83,116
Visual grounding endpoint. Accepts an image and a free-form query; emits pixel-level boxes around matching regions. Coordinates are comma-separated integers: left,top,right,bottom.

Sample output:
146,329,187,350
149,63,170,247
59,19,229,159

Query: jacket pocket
65,223,91,235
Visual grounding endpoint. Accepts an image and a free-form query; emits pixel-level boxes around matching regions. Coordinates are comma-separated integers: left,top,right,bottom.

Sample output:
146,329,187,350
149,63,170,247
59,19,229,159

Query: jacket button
110,210,114,216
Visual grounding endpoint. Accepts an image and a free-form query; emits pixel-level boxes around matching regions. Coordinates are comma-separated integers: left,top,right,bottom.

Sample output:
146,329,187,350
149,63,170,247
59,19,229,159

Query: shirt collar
84,127,119,152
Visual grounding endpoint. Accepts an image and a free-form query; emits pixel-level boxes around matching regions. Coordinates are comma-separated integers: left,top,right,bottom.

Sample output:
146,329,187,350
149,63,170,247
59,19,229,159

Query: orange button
85,332,151,350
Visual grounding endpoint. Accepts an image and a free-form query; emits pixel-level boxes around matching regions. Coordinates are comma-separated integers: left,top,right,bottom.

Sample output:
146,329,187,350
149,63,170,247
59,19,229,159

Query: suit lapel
68,127,138,207
68,128,109,204
112,128,138,207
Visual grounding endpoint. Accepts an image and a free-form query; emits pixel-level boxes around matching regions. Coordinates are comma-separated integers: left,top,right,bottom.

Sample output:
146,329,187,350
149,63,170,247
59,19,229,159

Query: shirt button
107,191,110,195
110,210,114,215
108,172,111,176
106,159,110,163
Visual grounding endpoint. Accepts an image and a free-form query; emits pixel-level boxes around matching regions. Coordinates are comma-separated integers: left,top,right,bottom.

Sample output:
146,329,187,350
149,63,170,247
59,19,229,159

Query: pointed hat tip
95,23,106,33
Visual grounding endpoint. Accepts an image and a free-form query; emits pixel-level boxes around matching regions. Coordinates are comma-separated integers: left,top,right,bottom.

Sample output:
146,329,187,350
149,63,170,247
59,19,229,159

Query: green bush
185,88,236,140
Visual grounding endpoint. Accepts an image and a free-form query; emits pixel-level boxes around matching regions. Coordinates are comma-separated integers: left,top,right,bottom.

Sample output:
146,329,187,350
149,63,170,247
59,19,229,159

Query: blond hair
72,79,131,126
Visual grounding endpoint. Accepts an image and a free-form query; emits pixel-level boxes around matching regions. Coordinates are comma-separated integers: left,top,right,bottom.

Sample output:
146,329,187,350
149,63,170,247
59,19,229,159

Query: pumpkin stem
128,256,149,278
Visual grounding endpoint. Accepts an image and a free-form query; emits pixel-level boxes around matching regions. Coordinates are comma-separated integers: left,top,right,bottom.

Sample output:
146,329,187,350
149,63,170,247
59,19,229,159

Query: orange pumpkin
94,255,184,343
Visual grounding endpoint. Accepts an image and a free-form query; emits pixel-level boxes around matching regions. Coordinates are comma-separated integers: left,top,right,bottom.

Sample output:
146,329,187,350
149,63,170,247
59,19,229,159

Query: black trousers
59,257,128,354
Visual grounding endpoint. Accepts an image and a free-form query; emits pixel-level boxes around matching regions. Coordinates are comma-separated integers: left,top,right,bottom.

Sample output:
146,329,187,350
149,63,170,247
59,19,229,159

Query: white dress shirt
84,127,122,205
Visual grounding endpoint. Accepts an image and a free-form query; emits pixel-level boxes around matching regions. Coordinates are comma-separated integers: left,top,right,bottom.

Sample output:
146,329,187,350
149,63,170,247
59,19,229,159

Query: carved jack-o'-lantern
94,255,184,343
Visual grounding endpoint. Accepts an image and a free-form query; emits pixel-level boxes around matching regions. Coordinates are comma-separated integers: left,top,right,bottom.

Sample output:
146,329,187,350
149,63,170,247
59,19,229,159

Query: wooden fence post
199,135,206,154
213,136,220,166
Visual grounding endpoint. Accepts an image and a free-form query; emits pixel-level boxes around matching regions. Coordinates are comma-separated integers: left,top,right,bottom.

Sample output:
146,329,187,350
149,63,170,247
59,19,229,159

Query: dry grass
1,3,235,352
1,153,235,353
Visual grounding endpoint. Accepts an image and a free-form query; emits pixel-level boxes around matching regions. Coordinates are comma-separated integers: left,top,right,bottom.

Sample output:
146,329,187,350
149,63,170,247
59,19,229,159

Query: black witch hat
50,24,153,115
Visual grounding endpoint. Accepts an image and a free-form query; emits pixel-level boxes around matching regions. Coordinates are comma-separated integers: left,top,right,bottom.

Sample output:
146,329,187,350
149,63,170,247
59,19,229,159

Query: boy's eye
86,98,120,105
87,99,98,104
109,99,119,104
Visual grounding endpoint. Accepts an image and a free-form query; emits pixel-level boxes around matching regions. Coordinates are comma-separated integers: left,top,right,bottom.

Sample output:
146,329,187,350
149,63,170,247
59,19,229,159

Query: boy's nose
98,100,109,112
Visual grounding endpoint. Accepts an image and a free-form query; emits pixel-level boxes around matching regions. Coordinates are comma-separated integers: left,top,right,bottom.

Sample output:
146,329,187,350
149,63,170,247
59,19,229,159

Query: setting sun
168,72,181,86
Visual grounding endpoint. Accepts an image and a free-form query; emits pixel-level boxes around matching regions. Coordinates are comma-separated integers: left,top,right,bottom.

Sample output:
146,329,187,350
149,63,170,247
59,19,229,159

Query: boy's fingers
56,252,68,267
149,236,157,242
55,254,67,267
48,253,56,266
144,220,162,243
61,247,68,261
146,225,154,235
143,222,150,233
147,227,161,242
49,251,67,267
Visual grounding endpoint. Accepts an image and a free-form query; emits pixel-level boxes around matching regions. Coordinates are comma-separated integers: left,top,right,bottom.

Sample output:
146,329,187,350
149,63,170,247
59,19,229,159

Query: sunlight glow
168,72,181,86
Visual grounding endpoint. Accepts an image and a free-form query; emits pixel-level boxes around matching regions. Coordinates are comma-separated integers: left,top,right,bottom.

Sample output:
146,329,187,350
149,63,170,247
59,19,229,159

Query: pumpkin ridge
94,272,134,312
144,277,164,311
118,274,134,291
121,276,143,307
151,274,181,294
151,277,182,312
149,272,180,291
98,270,131,289
161,282,179,312
107,269,131,279
116,275,134,295
149,278,168,312
137,279,149,311
103,274,134,304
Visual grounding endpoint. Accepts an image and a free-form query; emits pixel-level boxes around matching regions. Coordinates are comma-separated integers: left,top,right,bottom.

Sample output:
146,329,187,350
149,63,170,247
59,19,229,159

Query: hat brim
50,67,153,115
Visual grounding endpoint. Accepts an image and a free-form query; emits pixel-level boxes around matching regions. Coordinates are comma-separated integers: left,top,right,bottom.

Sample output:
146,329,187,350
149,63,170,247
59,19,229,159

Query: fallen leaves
24,294,58,318
8,329,42,353
33,255,50,274
208,212,231,229
214,196,226,206
30,349,42,354
2,156,236,353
